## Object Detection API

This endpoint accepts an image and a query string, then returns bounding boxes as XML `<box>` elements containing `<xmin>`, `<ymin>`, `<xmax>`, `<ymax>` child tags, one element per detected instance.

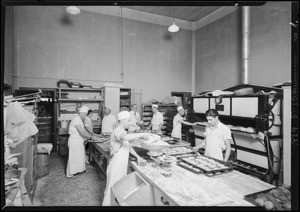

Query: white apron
<box><xmin>102</xmin><ymin>140</ymin><xmax>130</xmax><ymax>206</ymax></box>
<box><xmin>171</xmin><ymin>125</ymin><xmax>181</xmax><ymax>139</ymax></box>
<box><xmin>204</xmin><ymin>133</ymin><xmax>224</xmax><ymax>161</ymax></box>
<box><xmin>171</xmin><ymin>114</ymin><xmax>182</xmax><ymax>139</ymax></box>
<box><xmin>66</xmin><ymin>137</ymin><xmax>86</xmax><ymax>175</ymax></box>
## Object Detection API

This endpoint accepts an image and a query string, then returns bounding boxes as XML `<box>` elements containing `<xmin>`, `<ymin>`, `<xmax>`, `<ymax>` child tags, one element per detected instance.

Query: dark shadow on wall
<box><xmin>60</xmin><ymin>14</ymin><xmax>73</xmax><ymax>26</ymax></box>
<box><xmin>163</xmin><ymin>32</ymin><xmax>173</xmax><ymax>41</ymax></box>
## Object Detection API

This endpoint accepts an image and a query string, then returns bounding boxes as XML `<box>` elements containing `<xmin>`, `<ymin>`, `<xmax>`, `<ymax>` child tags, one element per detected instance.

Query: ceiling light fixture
<box><xmin>66</xmin><ymin>6</ymin><xmax>81</xmax><ymax>15</ymax></box>
<box><xmin>168</xmin><ymin>18</ymin><xmax>179</xmax><ymax>33</ymax></box>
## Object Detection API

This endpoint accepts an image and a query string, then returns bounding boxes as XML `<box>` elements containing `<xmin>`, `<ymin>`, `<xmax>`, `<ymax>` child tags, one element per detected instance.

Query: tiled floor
<box><xmin>32</xmin><ymin>151</ymin><xmax>106</xmax><ymax>206</ymax></box>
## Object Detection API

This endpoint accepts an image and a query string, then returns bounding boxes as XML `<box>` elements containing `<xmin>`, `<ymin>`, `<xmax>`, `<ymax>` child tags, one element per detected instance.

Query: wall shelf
<box><xmin>58</xmin><ymin>99</ymin><xmax>104</xmax><ymax>102</ymax></box>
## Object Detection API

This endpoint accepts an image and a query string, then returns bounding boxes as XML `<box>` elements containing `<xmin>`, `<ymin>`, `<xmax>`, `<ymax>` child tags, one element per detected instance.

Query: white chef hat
<box><xmin>118</xmin><ymin>111</ymin><xmax>131</xmax><ymax>121</ymax></box>
<box><xmin>152</xmin><ymin>104</ymin><xmax>158</xmax><ymax>108</ymax></box>
<box><xmin>177</xmin><ymin>106</ymin><xmax>184</xmax><ymax>112</ymax></box>
<box><xmin>104</xmin><ymin>106</ymin><xmax>111</xmax><ymax>110</ymax></box>
<box><xmin>79</xmin><ymin>106</ymin><xmax>89</xmax><ymax>113</ymax></box>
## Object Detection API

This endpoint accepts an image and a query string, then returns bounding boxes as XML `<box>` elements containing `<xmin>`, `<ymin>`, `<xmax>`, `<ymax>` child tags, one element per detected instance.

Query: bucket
<box><xmin>58</xmin><ymin>135</ymin><xmax>69</xmax><ymax>156</ymax></box>
<box><xmin>37</xmin><ymin>153</ymin><xmax>50</xmax><ymax>177</ymax></box>
<box><xmin>60</xmin><ymin>120</ymin><xmax>68</xmax><ymax>129</ymax></box>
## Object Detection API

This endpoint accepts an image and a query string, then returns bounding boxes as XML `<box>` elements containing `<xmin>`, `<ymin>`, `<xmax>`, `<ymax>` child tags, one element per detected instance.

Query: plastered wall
<box><xmin>13</xmin><ymin>6</ymin><xmax>192</xmax><ymax>103</ymax></box>
<box><xmin>195</xmin><ymin>2</ymin><xmax>291</xmax><ymax>93</ymax></box>
<box><xmin>4</xmin><ymin>3</ymin><xmax>292</xmax><ymax>102</ymax></box>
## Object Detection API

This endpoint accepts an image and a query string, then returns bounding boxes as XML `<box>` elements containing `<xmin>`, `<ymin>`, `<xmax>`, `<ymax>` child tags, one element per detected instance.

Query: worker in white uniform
<box><xmin>101</xmin><ymin>106</ymin><xmax>117</xmax><ymax>135</ymax></box>
<box><xmin>102</xmin><ymin>111</ymin><xmax>151</xmax><ymax>206</ymax></box>
<box><xmin>193</xmin><ymin>109</ymin><xmax>232</xmax><ymax>162</ymax></box>
<box><xmin>128</xmin><ymin>104</ymin><xmax>143</xmax><ymax>133</ymax></box>
<box><xmin>84</xmin><ymin>109</ymin><xmax>103</xmax><ymax>164</ymax></box>
<box><xmin>171</xmin><ymin>106</ymin><xmax>199</xmax><ymax>140</ymax></box>
<box><xmin>146</xmin><ymin>104</ymin><xmax>164</xmax><ymax>135</ymax></box>
<box><xmin>66</xmin><ymin>106</ymin><xmax>98</xmax><ymax>179</ymax></box>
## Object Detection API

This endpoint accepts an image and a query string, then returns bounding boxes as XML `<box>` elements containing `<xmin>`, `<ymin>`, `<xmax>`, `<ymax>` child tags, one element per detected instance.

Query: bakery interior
<box><xmin>2</xmin><ymin>1</ymin><xmax>299</xmax><ymax>210</ymax></box>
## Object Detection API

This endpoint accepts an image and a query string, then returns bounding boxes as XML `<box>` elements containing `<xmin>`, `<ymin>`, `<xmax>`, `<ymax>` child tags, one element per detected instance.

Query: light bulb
<box><xmin>168</xmin><ymin>22</ymin><xmax>179</xmax><ymax>33</ymax></box>
<box><xmin>66</xmin><ymin>6</ymin><xmax>81</xmax><ymax>15</ymax></box>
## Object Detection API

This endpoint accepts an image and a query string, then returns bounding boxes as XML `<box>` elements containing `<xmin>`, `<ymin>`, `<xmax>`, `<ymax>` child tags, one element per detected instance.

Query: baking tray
<box><xmin>164</xmin><ymin>147</ymin><xmax>194</xmax><ymax>156</ymax></box>
<box><xmin>177</xmin><ymin>161</ymin><xmax>203</xmax><ymax>174</ymax></box>
<box><xmin>178</xmin><ymin>156</ymin><xmax>233</xmax><ymax>177</ymax></box>
<box><xmin>244</xmin><ymin>188</ymin><xmax>273</xmax><ymax>207</ymax></box>
<box><xmin>243</xmin><ymin>187</ymin><xmax>291</xmax><ymax>210</ymax></box>
<box><xmin>87</xmin><ymin>137</ymin><xmax>109</xmax><ymax>143</ymax></box>
<box><xmin>175</xmin><ymin>152</ymin><xmax>197</xmax><ymax>159</ymax></box>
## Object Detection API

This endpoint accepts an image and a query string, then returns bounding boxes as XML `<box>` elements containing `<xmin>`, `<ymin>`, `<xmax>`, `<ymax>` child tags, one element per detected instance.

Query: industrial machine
<box><xmin>190</xmin><ymin>84</ymin><xmax>283</xmax><ymax>184</ymax></box>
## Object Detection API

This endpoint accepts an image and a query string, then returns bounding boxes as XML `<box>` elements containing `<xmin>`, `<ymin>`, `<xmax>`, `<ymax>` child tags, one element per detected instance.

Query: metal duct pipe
<box><xmin>242</xmin><ymin>6</ymin><xmax>250</xmax><ymax>84</ymax></box>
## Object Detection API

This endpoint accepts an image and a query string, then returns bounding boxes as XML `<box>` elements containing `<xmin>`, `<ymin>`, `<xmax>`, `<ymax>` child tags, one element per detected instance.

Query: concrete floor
<box><xmin>33</xmin><ymin>151</ymin><xmax>106</xmax><ymax>206</ymax></box>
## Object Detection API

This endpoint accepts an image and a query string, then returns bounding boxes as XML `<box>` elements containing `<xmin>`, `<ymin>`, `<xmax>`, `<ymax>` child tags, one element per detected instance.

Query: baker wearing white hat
<box><xmin>101</xmin><ymin>106</ymin><xmax>117</xmax><ymax>135</ymax></box>
<box><xmin>102</xmin><ymin>111</ymin><xmax>152</xmax><ymax>206</ymax></box>
<box><xmin>128</xmin><ymin>104</ymin><xmax>143</xmax><ymax>133</ymax></box>
<box><xmin>171</xmin><ymin>106</ymin><xmax>199</xmax><ymax>140</ymax></box>
<box><xmin>146</xmin><ymin>104</ymin><xmax>164</xmax><ymax>135</ymax></box>
<box><xmin>66</xmin><ymin>106</ymin><xmax>98</xmax><ymax>179</ymax></box>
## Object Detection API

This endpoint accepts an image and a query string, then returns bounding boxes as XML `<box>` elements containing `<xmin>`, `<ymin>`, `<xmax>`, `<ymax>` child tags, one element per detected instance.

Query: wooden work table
<box><xmin>129</xmin><ymin>159</ymin><xmax>275</xmax><ymax>206</ymax></box>
<box><xmin>90</xmin><ymin>138</ymin><xmax>274</xmax><ymax>206</ymax></box>
<box><xmin>89</xmin><ymin>139</ymin><xmax>191</xmax><ymax>177</ymax></box>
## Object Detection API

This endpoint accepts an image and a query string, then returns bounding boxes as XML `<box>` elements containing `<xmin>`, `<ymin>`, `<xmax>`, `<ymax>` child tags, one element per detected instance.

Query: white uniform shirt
<box><xmin>204</xmin><ymin>121</ymin><xmax>232</xmax><ymax>161</ymax></box>
<box><xmin>109</xmin><ymin>126</ymin><xmax>127</xmax><ymax>156</ymax></box>
<box><xmin>151</xmin><ymin>111</ymin><xmax>164</xmax><ymax>131</ymax></box>
<box><xmin>171</xmin><ymin>114</ymin><xmax>184</xmax><ymax>139</ymax></box>
<box><xmin>84</xmin><ymin>116</ymin><xmax>93</xmax><ymax>129</ymax></box>
<box><xmin>68</xmin><ymin>115</ymin><xmax>84</xmax><ymax>140</ymax></box>
<box><xmin>101</xmin><ymin>114</ymin><xmax>117</xmax><ymax>134</ymax></box>
<box><xmin>128</xmin><ymin>110</ymin><xmax>141</xmax><ymax>132</ymax></box>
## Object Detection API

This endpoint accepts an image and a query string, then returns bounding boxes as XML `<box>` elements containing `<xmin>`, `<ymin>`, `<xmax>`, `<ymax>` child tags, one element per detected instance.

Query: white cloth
<box><xmin>66</xmin><ymin>116</ymin><xmax>86</xmax><ymax>175</ymax></box>
<box><xmin>204</xmin><ymin>121</ymin><xmax>232</xmax><ymax>161</ymax></box>
<box><xmin>4</xmin><ymin>102</ymin><xmax>38</xmax><ymax>143</ymax></box>
<box><xmin>171</xmin><ymin>114</ymin><xmax>184</xmax><ymax>139</ymax></box>
<box><xmin>118</xmin><ymin>111</ymin><xmax>130</xmax><ymax>120</ymax></box>
<box><xmin>151</xmin><ymin>111</ymin><xmax>163</xmax><ymax>133</ymax></box>
<box><xmin>102</xmin><ymin>114</ymin><xmax>117</xmax><ymax>134</ymax></box>
<box><xmin>102</xmin><ymin>126</ymin><xmax>130</xmax><ymax>206</ymax></box>
<box><xmin>128</xmin><ymin>111</ymin><xmax>141</xmax><ymax>132</ymax></box>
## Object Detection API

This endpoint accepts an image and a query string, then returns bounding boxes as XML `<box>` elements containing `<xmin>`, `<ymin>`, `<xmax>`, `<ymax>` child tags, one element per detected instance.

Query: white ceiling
<box><xmin>123</xmin><ymin>6</ymin><xmax>222</xmax><ymax>22</ymax></box>
<box><xmin>77</xmin><ymin>6</ymin><xmax>239</xmax><ymax>31</ymax></box>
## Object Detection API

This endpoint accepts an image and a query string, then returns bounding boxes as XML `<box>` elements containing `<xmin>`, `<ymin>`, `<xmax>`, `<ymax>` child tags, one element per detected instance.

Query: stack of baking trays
<box><xmin>177</xmin><ymin>154</ymin><xmax>233</xmax><ymax>177</ymax></box>
<box><xmin>162</xmin><ymin>147</ymin><xmax>197</xmax><ymax>159</ymax></box>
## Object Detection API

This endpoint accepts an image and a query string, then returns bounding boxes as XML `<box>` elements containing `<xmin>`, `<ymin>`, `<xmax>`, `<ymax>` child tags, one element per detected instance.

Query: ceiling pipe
<box><xmin>241</xmin><ymin>6</ymin><xmax>250</xmax><ymax>84</ymax></box>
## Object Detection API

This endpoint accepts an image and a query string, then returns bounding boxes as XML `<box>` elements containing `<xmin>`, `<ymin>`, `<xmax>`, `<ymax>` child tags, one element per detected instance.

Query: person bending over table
<box><xmin>66</xmin><ymin>106</ymin><xmax>99</xmax><ymax>179</ymax></box>
<box><xmin>193</xmin><ymin>109</ymin><xmax>231</xmax><ymax>162</ymax></box>
<box><xmin>102</xmin><ymin>111</ymin><xmax>152</xmax><ymax>206</ymax></box>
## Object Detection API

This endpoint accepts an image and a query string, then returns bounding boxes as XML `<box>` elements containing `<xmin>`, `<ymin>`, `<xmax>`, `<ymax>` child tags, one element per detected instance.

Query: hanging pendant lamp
<box><xmin>66</xmin><ymin>6</ymin><xmax>81</xmax><ymax>15</ymax></box>
<box><xmin>168</xmin><ymin>19</ymin><xmax>179</xmax><ymax>33</ymax></box>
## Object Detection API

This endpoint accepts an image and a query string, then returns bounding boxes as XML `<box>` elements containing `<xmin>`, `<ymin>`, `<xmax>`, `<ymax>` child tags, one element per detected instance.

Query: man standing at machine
<box><xmin>193</xmin><ymin>109</ymin><xmax>232</xmax><ymax>162</ymax></box>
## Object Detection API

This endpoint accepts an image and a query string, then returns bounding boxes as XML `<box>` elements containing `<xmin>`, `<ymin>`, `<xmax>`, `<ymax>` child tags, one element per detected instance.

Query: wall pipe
<box><xmin>242</xmin><ymin>6</ymin><xmax>250</xmax><ymax>84</ymax></box>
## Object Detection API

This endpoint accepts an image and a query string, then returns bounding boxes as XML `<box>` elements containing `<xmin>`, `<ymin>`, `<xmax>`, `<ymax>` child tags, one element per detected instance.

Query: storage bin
<box><xmin>112</xmin><ymin>171</ymin><xmax>155</xmax><ymax>206</ymax></box>
<box><xmin>37</xmin><ymin>153</ymin><xmax>49</xmax><ymax>177</ymax></box>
